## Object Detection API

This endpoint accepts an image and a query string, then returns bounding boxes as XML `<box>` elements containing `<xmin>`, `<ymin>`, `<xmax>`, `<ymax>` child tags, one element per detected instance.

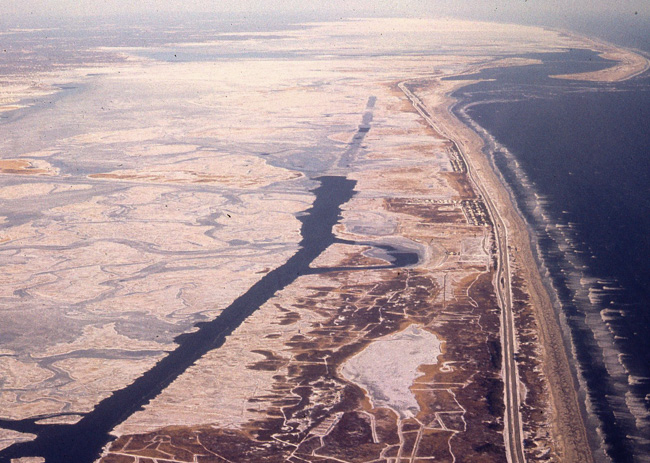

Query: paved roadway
<box><xmin>398</xmin><ymin>81</ymin><xmax>526</xmax><ymax>463</ymax></box>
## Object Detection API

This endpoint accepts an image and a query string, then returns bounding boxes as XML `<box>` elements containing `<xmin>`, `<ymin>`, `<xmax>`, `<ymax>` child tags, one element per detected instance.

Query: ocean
<box><xmin>450</xmin><ymin>47</ymin><xmax>650</xmax><ymax>462</ymax></box>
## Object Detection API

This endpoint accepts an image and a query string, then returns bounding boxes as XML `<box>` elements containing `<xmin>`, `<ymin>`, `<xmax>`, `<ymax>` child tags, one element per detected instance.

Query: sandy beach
<box><xmin>423</xmin><ymin>76</ymin><xmax>594</xmax><ymax>462</ymax></box>
<box><xmin>419</xmin><ymin>36</ymin><xmax>646</xmax><ymax>460</ymax></box>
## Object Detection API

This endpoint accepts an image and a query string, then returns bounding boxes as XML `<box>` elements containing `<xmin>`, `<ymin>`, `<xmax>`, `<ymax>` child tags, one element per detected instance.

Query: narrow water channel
<box><xmin>0</xmin><ymin>176</ymin><xmax>355</xmax><ymax>463</ymax></box>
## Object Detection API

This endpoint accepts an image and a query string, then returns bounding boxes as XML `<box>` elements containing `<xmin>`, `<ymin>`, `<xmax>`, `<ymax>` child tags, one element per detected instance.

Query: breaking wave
<box><xmin>453</xmin><ymin>94</ymin><xmax>650</xmax><ymax>462</ymax></box>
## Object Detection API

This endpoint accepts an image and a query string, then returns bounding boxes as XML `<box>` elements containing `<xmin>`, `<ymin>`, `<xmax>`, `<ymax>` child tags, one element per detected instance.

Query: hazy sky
<box><xmin>6</xmin><ymin>0</ymin><xmax>648</xmax><ymax>21</ymax></box>
<box><xmin>5</xmin><ymin>0</ymin><xmax>650</xmax><ymax>50</ymax></box>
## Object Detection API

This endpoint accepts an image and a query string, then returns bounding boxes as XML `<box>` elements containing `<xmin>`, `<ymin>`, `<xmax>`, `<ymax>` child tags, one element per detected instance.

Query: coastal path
<box><xmin>398</xmin><ymin>81</ymin><xmax>526</xmax><ymax>463</ymax></box>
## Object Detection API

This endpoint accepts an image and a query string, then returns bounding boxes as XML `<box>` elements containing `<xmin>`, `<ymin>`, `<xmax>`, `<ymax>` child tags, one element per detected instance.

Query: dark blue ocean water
<box><xmin>450</xmin><ymin>50</ymin><xmax>650</xmax><ymax>462</ymax></box>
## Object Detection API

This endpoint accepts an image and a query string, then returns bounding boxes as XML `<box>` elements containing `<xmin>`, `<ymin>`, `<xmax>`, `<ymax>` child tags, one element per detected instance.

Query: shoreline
<box><xmin>445</xmin><ymin>44</ymin><xmax>650</xmax><ymax>460</ymax></box>
<box><xmin>418</xmin><ymin>73</ymin><xmax>595</xmax><ymax>461</ymax></box>
<box><xmin>420</xmin><ymin>37</ymin><xmax>646</xmax><ymax>461</ymax></box>
<box><xmin>454</xmin><ymin>100</ymin><xmax>608</xmax><ymax>459</ymax></box>
<box><xmin>549</xmin><ymin>29</ymin><xmax>650</xmax><ymax>81</ymax></box>
<box><xmin>451</xmin><ymin>98</ymin><xmax>615</xmax><ymax>462</ymax></box>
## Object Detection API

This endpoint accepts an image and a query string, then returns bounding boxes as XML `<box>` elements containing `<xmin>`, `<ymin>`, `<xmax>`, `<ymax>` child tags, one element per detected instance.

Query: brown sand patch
<box><xmin>0</xmin><ymin>160</ymin><xmax>56</xmax><ymax>176</ymax></box>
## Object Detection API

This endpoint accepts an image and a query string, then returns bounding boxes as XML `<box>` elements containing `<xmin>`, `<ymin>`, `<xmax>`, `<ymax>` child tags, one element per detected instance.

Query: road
<box><xmin>398</xmin><ymin>81</ymin><xmax>526</xmax><ymax>463</ymax></box>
